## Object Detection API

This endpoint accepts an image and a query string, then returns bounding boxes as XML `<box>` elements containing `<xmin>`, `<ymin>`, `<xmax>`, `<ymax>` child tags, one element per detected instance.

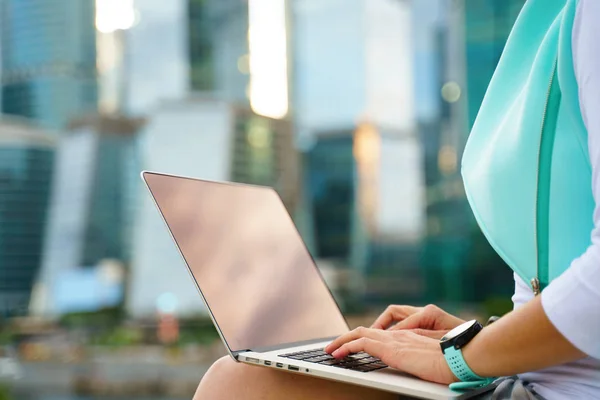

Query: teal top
<box><xmin>462</xmin><ymin>0</ymin><xmax>593</xmax><ymax>293</ymax></box>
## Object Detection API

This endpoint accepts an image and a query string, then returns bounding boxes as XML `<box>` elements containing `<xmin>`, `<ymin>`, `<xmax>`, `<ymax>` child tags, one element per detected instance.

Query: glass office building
<box><xmin>188</xmin><ymin>0</ymin><xmax>249</xmax><ymax>103</ymax></box>
<box><xmin>0</xmin><ymin>118</ymin><xmax>55</xmax><ymax>317</ymax></box>
<box><xmin>35</xmin><ymin>115</ymin><xmax>141</xmax><ymax>316</ymax></box>
<box><xmin>303</xmin><ymin>134</ymin><xmax>356</xmax><ymax>260</ymax></box>
<box><xmin>0</xmin><ymin>0</ymin><xmax>98</xmax><ymax>129</ymax></box>
<box><xmin>230</xmin><ymin>109</ymin><xmax>299</xmax><ymax>211</ymax></box>
<box><xmin>188</xmin><ymin>0</ymin><xmax>215</xmax><ymax>92</ymax></box>
<box><xmin>464</xmin><ymin>0</ymin><xmax>525</xmax><ymax>129</ymax></box>
<box><xmin>42</xmin><ymin>116</ymin><xmax>141</xmax><ymax>268</ymax></box>
<box><xmin>418</xmin><ymin>0</ymin><xmax>526</xmax><ymax>305</ymax></box>
<box><xmin>78</xmin><ymin>119</ymin><xmax>141</xmax><ymax>266</ymax></box>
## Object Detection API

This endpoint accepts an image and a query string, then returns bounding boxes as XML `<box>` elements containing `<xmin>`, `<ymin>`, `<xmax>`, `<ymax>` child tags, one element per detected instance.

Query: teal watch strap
<box><xmin>444</xmin><ymin>346</ymin><xmax>495</xmax><ymax>391</ymax></box>
<box><xmin>449</xmin><ymin>380</ymin><xmax>493</xmax><ymax>391</ymax></box>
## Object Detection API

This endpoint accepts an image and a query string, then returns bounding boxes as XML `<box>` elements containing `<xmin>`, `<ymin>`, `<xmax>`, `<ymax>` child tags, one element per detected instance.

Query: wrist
<box><xmin>460</xmin><ymin>330</ymin><xmax>492</xmax><ymax>378</ymax></box>
<box><xmin>438</xmin><ymin>353</ymin><xmax>460</xmax><ymax>384</ymax></box>
<box><xmin>440</xmin><ymin>320</ymin><xmax>496</xmax><ymax>384</ymax></box>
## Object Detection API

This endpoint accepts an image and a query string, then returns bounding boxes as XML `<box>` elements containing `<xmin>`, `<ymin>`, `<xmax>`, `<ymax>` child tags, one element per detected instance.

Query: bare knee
<box><xmin>202</xmin><ymin>356</ymin><xmax>238</xmax><ymax>382</ymax></box>
<box><xmin>197</xmin><ymin>356</ymin><xmax>269</xmax><ymax>399</ymax></box>
<box><xmin>196</xmin><ymin>356</ymin><xmax>244</xmax><ymax>398</ymax></box>
<box><xmin>195</xmin><ymin>356</ymin><xmax>396</xmax><ymax>400</ymax></box>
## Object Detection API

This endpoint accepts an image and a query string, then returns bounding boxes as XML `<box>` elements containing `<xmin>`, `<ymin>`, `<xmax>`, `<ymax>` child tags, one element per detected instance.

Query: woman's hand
<box><xmin>324</xmin><ymin>327</ymin><xmax>458</xmax><ymax>385</ymax></box>
<box><xmin>371</xmin><ymin>304</ymin><xmax>465</xmax><ymax>339</ymax></box>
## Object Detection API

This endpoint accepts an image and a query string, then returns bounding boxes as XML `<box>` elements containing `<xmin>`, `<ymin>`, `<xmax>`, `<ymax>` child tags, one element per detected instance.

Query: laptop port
<box><xmin>264</xmin><ymin>361</ymin><xmax>272</xmax><ymax>366</ymax></box>
<box><xmin>276</xmin><ymin>363</ymin><xmax>284</xmax><ymax>368</ymax></box>
<box><xmin>246</xmin><ymin>357</ymin><xmax>260</xmax><ymax>364</ymax></box>
<box><xmin>288</xmin><ymin>365</ymin><xmax>299</xmax><ymax>371</ymax></box>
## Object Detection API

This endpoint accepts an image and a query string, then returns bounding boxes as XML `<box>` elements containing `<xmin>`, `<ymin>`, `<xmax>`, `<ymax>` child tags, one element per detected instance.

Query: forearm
<box><xmin>461</xmin><ymin>295</ymin><xmax>585</xmax><ymax>378</ymax></box>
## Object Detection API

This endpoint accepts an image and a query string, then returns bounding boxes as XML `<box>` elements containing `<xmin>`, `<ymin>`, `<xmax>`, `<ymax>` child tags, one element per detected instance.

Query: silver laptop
<box><xmin>141</xmin><ymin>171</ymin><xmax>460</xmax><ymax>400</ymax></box>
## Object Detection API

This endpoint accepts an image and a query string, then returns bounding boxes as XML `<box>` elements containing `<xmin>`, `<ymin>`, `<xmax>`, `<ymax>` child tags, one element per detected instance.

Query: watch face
<box><xmin>441</xmin><ymin>319</ymin><xmax>479</xmax><ymax>343</ymax></box>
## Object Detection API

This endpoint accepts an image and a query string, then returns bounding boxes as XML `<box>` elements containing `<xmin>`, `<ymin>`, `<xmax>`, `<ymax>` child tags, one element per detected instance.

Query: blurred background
<box><xmin>0</xmin><ymin>0</ymin><xmax>525</xmax><ymax>398</ymax></box>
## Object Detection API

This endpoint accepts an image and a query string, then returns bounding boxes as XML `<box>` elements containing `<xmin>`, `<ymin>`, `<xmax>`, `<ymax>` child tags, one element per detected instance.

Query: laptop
<box><xmin>142</xmin><ymin>171</ymin><xmax>462</xmax><ymax>399</ymax></box>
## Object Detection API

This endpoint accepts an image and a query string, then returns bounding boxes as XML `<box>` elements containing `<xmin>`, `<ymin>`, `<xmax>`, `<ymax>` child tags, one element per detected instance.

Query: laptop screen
<box><xmin>143</xmin><ymin>172</ymin><xmax>349</xmax><ymax>352</ymax></box>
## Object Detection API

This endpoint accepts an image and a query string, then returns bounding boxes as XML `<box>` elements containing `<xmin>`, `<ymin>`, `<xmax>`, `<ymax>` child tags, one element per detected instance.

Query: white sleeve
<box><xmin>541</xmin><ymin>0</ymin><xmax>600</xmax><ymax>359</ymax></box>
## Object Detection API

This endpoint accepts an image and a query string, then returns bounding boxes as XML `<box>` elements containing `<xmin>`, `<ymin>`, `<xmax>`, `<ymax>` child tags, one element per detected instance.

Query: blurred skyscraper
<box><xmin>126</xmin><ymin>0</ymin><xmax>188</xmax><ymax>114</ymax></box>
<box><xmin>188</xmin><ymin>0</ymin><xmax>289</xmax><ymax>118</ymax></box>
<box><xmin>128</xmin><ymin>99</ymin><xmax>296</xmax><ymax>317</ymax></box>
<box><xmin>188</xmin><ymin>0</ymin><xmax>214</xmax><ymax>92</ymax></box>
<box><xmin>126</xmin><ymin>0</ymin><xmax>296</xmax><ymax>317</ymax></box>
<box><xmin>34</xmin><ymin>115</ymin><xmax>142</xmax><ymax>315</ymax></box>
<box><xmin>416</xmin><ymin>0</ymin><xmax>525</xmax><ymax>304</ymax></box>
<box><xmin>292</xmin><ymin>0</ymin><xmax>424</xmax><ymax>307</ymax></box>
<box><xmin>95</xmin><ymin>0</ymin><xmax>137</xmax><ymax>115</ymax></box>
<box><xmin>0</xmin><ymin>0</ymin><xmax>98</xmax><ymax>129</ymax></box>
<box><xmin>303</xmin><ymin>134</ymin><xmax>355</xmax><ymax>260</ymax></box>
<box><xmin>230</xmin><ymin>108</ymin><xmax>299</xmax><ymax>207</ymax></box>
<box><xmin>190</xmin><ymin>0</ymin><xmax>249</xmax><ymax>104</ymax></box>
<box><xmin>0</xmin><ymin>117</ymin><xmax>55</xmax><ymax>317</ymax></box>
<box><xmin>464</xmin><ymin>0</ymin><xmax>526</xmax><ymax>129</ymax></box>
<box><xmin>129</xmin><ymin>99</ymin><xmax>233</xmax><ymax>317</ymax></box>
<box><xmin>128</xmin><ymin>0</ymin><xmax>251</xmax><ymax>113</ymax></box>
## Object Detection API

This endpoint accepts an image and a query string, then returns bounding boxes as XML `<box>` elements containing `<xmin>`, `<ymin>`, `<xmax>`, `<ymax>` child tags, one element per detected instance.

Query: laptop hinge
<box><xmin>231</xmin><ymin>350</ymin><xmax>251</xmax><ymax>361</ymax></box>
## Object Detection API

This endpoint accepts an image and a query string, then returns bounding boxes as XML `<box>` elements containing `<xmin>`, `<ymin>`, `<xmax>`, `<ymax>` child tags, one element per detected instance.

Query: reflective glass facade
<box><xmin>0</xmin><ymin>0</ymin><xmax>98</xmax><ymax>129</ymax></box>
<box><xmin>0</xmin><ymin>129</ymin><xmax>54</xmax><ymax>317</ymax></box>
<box><xmin>464</xmin><ymin>0</ymin><xmax>525</xmax><ymax>128</ymax></box>
<box><xmin>304</xmin><ymin>135</ymin><xmax>355</xmax><ymax>260</ymax></box>
<box><xmin>419</xmin><ymin>0</ymin><xmax>526</xmax><ymax>304</ymax></box>
<box><xmin>230</xmin><ymin>111</ymin><xmax>298</xmax><ymax>211</ymax></box>
<box><xmin>81</xmin><ymin>131</ymin><xmax>138</xmax><ymax>266</ymax></box>
<box><xmin>189</xmin><ymin>0</ymin><xmax>215</xmax><ymax>91</ymax></box>
<box><xmin>188</xmin><ymin>0</ymin><xmax>249</xmax><ymax>102</ymax></box>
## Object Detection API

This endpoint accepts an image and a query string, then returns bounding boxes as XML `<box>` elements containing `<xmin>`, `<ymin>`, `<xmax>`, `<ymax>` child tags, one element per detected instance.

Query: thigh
<box><xmin>196</xmin><ymin>356</ymin><xmax>401</xmax><ymax>400</ymax></box>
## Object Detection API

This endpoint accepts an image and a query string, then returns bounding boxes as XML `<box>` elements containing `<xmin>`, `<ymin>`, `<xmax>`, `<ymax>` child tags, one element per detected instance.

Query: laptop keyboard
<box><xmin>279</xmin><ymin>349</ymin><xmax>387</xmax><ymax>373</ymax></box>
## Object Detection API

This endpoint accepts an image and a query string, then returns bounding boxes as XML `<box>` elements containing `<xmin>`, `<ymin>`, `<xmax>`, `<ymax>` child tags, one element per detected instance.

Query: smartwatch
<box><xmin>440</xmin><ymin>320</ymin><xmax>495</xmax><ymax>391</ymax></box>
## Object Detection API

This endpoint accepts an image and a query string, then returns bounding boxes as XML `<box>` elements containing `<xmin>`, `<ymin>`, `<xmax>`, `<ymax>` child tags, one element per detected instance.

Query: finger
<box><xmin>331</xmin><ymin>337</ymin><xmax>389</xmax><ymax>359</ymax></box>
<box><xmin>370</xmin><ymin>305</ymin><xmax>420</xmax><ymax>330</ymax></box>
<box><xmin>389</xmin><ymin>308</ymin><xmax>438</xmax><ymax>331</ymax></box>
<box><xmin>371</xmin><ymin>305</ymin><xmax>417</xmax><ymax>329</ymax></box>
<box><xmin>407</xmin><ymin>329</ymin><xmax>449</xmax><ymax>339</ymax></box>
<box><xmin>325</xmin><ymin>327</ymin><xmax>391</xmax><ymax>354</ymax></box>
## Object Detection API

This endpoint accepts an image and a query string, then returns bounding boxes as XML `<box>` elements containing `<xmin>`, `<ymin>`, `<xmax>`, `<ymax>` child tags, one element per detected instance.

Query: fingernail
<box><xmin>332</xmin><ymin>350</ymin><xmax>341</xmax><ymax>358</ymax></box>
